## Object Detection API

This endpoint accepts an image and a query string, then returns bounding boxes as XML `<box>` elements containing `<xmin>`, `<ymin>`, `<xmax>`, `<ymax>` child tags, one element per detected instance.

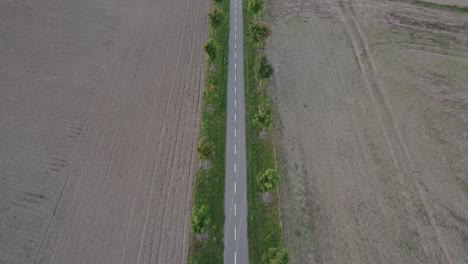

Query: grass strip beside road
<box><xmin>243</xmin><ymin>2</ymin><xmax>284</xmax><ymax>264</ymax></box>
<box><xmin>188</xmin><ymin>0</ymin><xmax>229</xmax><ymax>263</ymax></box>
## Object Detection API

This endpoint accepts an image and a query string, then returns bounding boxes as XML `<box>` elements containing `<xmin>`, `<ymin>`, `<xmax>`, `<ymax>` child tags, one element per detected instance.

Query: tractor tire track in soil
<box><xmin>266</xmin><ymin>0</ymin><xmax>468</xmax><ymax>262</ymax></box>
<box><xmin>337</xmin><ymin>1</ymin><xmax>453</xmax><ymax>262</ymax></box>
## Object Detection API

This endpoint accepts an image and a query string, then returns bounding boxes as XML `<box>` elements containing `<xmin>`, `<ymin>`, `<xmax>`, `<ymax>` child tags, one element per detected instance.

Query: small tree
<box><xmin>204</xmin><ymin>38</ymin><xmax>217</xmax><ymax>69</ymax></box>
<box><xmin>248</xmin><ymin>0</ymin><xmax>264</xmax><ymax>20</ymax></box>
<box><xmin>191</xmin><ymin>205</ymin><xmax>211</xmax><ymax>234</ymax></box>
<box><xmin>255</xmin><ymin>55</ymin><xmax>274</xmax><ymax>86</ymax></box>
<box><xmin>208</xmin><ymin>5</ymin><xmax>223</xmax><ymax>36</ymax></box>
<box><xmin>254</xmin><ymin>101</ymin><xmax>272</xmax><ymax>133</ymax></box>
<box><xmin>197</xmin><ymin>136</ymin><xmax>214</xmax><ymax>160</ymax></box>
<box><xmin>257</xmin><ymin>168</ymin><xmax>279</xmax><ymax>192</ymax></box>
<box><xmin>251</xmin><ymin>21</ymin><xmax>271</xmax><ymax>43</ymax></box>
<box><xmin>262</xmin><ymin>247</ymin><xmax>290</xmax><ymax>264</ymax></box>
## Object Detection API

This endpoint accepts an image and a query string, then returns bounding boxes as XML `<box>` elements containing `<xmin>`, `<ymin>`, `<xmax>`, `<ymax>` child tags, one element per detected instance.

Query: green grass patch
<box><xmin>243</xmin><ymin>2</ymin><xmax>285</xmax><ymax>264</ymax></box>
<box><xmin>188</xmin><ymin>0</ymin><xmax>230</xmax><ymax>263</ymax></box>
<box><xmin>414</xmin><ymin>0</ymin><xmax>468</xmax><ymax>13</ymax></box>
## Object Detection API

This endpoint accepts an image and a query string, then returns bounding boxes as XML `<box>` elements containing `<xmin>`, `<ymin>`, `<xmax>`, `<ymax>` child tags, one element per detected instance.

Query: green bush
<box><xmin>248</xmin><ymin>0</ymin><xmax>264</xmax><ymax>15</ymax></box>
<box><xmin>253</xmin><ymin>101</ymin><xmax>272</xmax><ymax>132</ymax></box>
<box><xmin>204</xmin><ymin>38</ymin><xmax>217</xmax><ymax>63</ymax></box>
<box><xmin>262</xmin><ymin>247</ymin><xmax>290</xmax><ymax>264</ymax></box>
<box><xmin>256</xmin><ymin>168</ymin><xmax>279</xmax><ymax>192</ymax></box>
<box><xmin>251</xmin><ymin>21</ymin><xmax>271</xmax><ymax>43</ymax></box>
<box><xmin>209</xmin><ymin>5</ymin><xmax>223</xmax><ymax>32</ymax></box>
<box><xmin>191</xmin><ymin>205</ymin><xmax>211</xmax><ymax>234</ymax></box>
<box><xmin>255</xmin><ymin>55</ymin><xmax>274</xmax><ymax>81</ymax></box>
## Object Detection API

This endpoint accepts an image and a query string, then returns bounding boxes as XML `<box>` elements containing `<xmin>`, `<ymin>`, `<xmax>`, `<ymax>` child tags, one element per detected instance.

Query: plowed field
<box><xmin>266</xmin><ymin>0</ymin><xmax>468</xmax><ymax>263</ymax></box>
<box><xmin>0</xmin><ymin>0</ymin><xmax>209</xmax><ymax>263</ymax></box>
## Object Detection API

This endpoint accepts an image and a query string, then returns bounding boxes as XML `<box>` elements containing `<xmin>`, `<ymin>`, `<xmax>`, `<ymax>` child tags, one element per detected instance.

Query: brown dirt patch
<box><xmin>266</xmin><ymin>0</ymin><xmax>468</xmax><ymax>263</ymax></box>
<box><xmin>0</xmin><ymin>0</ymin><xmax>209</xmax><ymax>263</ymax></box>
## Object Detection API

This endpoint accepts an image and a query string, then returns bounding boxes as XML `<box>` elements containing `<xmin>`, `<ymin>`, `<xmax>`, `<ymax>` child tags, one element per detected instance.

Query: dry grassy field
<box><xmin>0</xmin><ymin>0</ymin><xmax>209</xmax><ymax>263</ymax></box>
<box><xmin>266</xmin><ymin>0</ymin><xmax>468</xmax><ymax>263</ymax></box>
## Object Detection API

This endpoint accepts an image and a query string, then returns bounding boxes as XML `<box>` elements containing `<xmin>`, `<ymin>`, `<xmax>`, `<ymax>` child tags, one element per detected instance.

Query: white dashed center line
<box><xmin>226</xmin><ymin>0</ymin><xmax>247</xmax><ymax>262</ymax></box>
<box><xmin>234</xmin><ymin>226</ymin><xmax>237</xmax><ymax>240</ymax></box>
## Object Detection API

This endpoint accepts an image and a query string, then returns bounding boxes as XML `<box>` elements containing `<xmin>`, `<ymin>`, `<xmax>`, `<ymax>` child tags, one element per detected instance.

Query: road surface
<box><xmin>223</xmin><ymin>0</ymin><xmax>248</xmax><ymax>263</ymax></box>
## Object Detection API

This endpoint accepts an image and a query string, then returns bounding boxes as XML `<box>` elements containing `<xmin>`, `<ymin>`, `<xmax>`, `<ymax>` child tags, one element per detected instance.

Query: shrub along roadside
<box><xmin>244</xmin><ymin>0</ymin><xmax>290</xmax><ymax>263</ymax></box>
<box><xmin>188</xmin><ymin>0</ymin><xmax>229</xmax><ymax>263</ymax></box>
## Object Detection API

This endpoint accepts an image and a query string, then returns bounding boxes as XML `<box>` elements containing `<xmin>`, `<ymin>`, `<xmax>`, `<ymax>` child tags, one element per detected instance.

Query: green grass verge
<box><xmin>414</xmin><ymin>0</ymin><xmax>468</xmax><ymax>12</ymax></box>
<box><xmin>188</xmin><ymin>1</ymin><xmax>230</xmax><ymax>263</ymax></box>
<box><xmin>243</xmin><ymin>3</ymin><xmax>284</xmax><ymax>264</ymax></box>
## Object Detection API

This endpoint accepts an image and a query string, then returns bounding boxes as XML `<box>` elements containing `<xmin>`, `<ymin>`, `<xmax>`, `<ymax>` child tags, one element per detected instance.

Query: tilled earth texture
<box><xmin>266</xmin><ymin>0</ymin><xmax>468</xmax><ymax>263</ymax></box>
<box><xmin>0</xmin><ymin>0</ymin><xmax>209</xmax><ymax>263</ymax></box>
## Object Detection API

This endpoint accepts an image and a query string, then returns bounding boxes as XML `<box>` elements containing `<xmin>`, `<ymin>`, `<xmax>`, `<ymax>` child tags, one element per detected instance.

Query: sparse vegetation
<box><xmin>254</xmin><ymin>101</ymin><xmax>272</xmax><ymax>134</ymax></box>
<box><xmin>197</xmin><ymin>136</ymin><xmax>214</xmax><ymax>160</ymax></box>
<box><xmin>203</xmin><ymin>83</ymin><xmax>216</xmax><ymax>104</ymax></box>
<box><xmin>414</xmin><ymin>0</ymin><xmax>468</xmax><ymax>12</ymax></box>
<box><xmin>188</xmin><ymin>0</ymin><xmax>229</xmax><ymax>262</ymax></box>
<box><xmin>243</xmin><ymin>0</ymin><xmax>287</xmax><ymax>263</ymax></box>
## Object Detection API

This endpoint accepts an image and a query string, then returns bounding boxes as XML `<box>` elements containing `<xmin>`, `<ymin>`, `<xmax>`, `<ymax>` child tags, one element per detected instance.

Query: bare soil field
<box><xmin>266</xmin><ymin>0</ymin><xmax>468</xmax><ymax>263</ymax></box>
<box><xmin>0</xmin><ymin>0</ymin><xmax>209</xmax><ymax>263</ymax></box>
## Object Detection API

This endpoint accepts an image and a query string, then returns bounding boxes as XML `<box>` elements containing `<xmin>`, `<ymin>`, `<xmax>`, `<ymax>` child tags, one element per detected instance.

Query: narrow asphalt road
<box><xmin>223</xmin><ymin>0</ymin><xmax>248</xmax><ymax>263</ymax></box>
